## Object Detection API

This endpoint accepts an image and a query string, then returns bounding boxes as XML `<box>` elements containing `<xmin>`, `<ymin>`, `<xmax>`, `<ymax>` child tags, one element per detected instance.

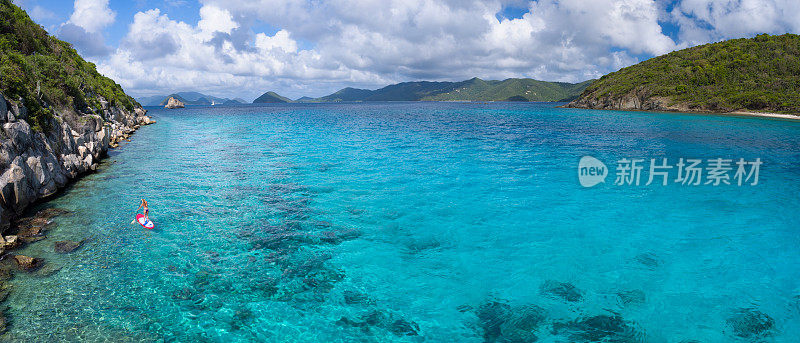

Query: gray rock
<box><xmin>13</xmin><ymin>100</ymin><xmax>26</xmax><ymax>121</ymax></box>
<box><xmin>0</xmin><ymin>160</ymin><xmax>33</xmax><ymax>212</ymax></box>
<box><xmin>89</xmin><ymin>115</ymin><xmax>103</xmax><ymax>132</ymax></box>
<box><xmin>7</xmin><ymin>101</ymin><xmax>20</xmax><ymax>121</ymax></box>
<box><xmin>25</xmin><ymin>155</ymin><xmax>46</xmax><ymax>185</ymax></box>
<box><xmin>165</xmin><ymin>97</ymin><xmax>185</xmax><ymax>109</ymax></box>
<box><xmin>99</xmin><ymin>126</ymin><xmax>110</xmax><ymax>148</ymax></box>
<box><xmin>3</xmin><ymin>121</ymin><xmax>33</xmax><ymax>153</ymax></box>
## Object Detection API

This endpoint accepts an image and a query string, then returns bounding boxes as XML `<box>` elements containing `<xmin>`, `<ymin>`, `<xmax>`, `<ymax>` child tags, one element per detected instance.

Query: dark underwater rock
<box><xmin>336</xmin><ymin>316</ymin><xmax>366</xmax><ymax>328</ymax></box>
<box><xmin>475</xmin><ymin>300</ymin><xmax>546</xmax><ymax>343</ymax></box>
<box><xmin>54</xmin><ymin>240</ymin><xmax>83</xmax><ymax>253</ymax></box>
<box><xmin>457</xmin><ymin>304</ymin><xmax>473</xmax><ymax>312</ymax></box>
<box><xmin>318</xmin><ymin>228</ymin><xmax>361</xmax><ymax>244</ymax></box>
<box><xmin>541</xmin><ymin>280</ymin><xmax>583</xmax><ymax>302</ymax></box>
<box><xmin>13</xmin><ymin>208</ymin><xmax>69</xmax><ymax>239</ymax></box>
<box><xmin>553</xmin><ymin>314</ymin><xmax>637</xmax><ymax>342</ymax></box>
<box><xmin>251</xmin><ymin>232</ymin><xmax>311</xmax><ymax>251</ymax></box>
<box><xmin>0</xmin><ymin>283</ymin><xmax>11</xmax><ymax>302</ymax></box>
<box><xmin>36</xmin><ymin>263</ymin><xmax>62</xmax><ymax>276</ymax></box>
<box><xmin>390</xmin><ymin>319</ymin><xmax>420</xmax><ymax>336</ymax></box>
<box><xmin>171</xmin><ymin>287</ymin><xmax>195</xmax><ymax>301</ymax></box>
<box><xmin>253</xmin><ymin>276</ymin><xmax>279</xmax><ymax>297</ymax></box>
<box><xmin>635</xmin><ymin>252</ymin><xmax>660</xmax><ymax>268</ymax></box>
<box><xmin>35</xmin><ymin>208</ymin><xmax>70</xmax><ymax>219</ymax></box>
<box><xmin>12</xmin><ymin>208</ymin><xmax>72</xmax><ymax>244</ymax></box>
<box><xmin>231</xmin><ymin>307</ymin><xmax>254</xmax><ymax>331</ymax></box>
<box><xmin>343</xmin><ymin>290</ymin><xmax>371</xmax><ymax>305</ymax></box>
<box><xmin>499</xmin><ymin>304</ymin><xmax>546</xmax><ymax>342</ymax></box>
<box><xmin>0</xmin><ymin>267</ymin><xmax>12</xmax><ymax>282</ymax></box>
<box><xmin>336</xmin><ymin>310</ymin><xmax>420</xmax><ymax>337</ymax></box>
<box><xmin>403</xmin><ymin>236</ymin><xmax>441</xmax><ymax>254</ymax></box>
<box><xmin>726</xmin><ymin>308</ymin><xmax>774</xmax><ymax>338</ymax></box>
<box><xmin>617</xmin><ymin>290</ymin><xmax>646</xmax><ymax>306</ymax></box>
<box><xmin>477</xmin><ymin>301</ymin><xmax>512</xmax><ymax>342</ymax></box>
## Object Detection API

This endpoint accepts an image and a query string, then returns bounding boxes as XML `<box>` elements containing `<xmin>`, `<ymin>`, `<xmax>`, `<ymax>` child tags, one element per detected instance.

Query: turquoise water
<box><xmin>5</xmin><ymin>102</ymin><xmax>800</xmax><ymax>342</ymax></box>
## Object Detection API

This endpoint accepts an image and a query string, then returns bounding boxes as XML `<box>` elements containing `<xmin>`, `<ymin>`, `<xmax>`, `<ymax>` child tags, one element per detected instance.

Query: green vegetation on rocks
<box><xmin>568</xmin><ymin>34</ymin><xmax>800</xmax><ymax>114</ymax></box>
<box><xmin>0</xmin><ymin>0</ymin><xmax>138</xmax><ymax>131</ymax></box>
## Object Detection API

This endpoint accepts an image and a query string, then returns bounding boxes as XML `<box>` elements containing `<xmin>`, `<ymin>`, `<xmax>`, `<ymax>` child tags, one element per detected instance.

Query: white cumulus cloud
<box><xmin>50</xmin><ymin>0</ymin><xmax>800</xmax><ymax>100</ymax></box>
<box><xmin>67</xmin><ymin>0</ymin><xmax>115</xmax><ymax>33</ymax></box>
<box><xmin>670</xmin><ymin>0</ymin><xmax>800</xmax><ymax>45</ymax></box>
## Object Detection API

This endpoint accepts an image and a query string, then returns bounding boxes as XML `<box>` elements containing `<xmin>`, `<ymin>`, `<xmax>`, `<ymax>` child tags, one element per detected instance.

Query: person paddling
<box><xmin>136</xmin><ymin>198</ymin><xmax>150</xmax><ymax>223</ymax></box>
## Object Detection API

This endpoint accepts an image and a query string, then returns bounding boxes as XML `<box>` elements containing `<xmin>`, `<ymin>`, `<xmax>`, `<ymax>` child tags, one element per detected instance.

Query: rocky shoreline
<box><xmin>564</xmin><ymin>94</ymin><xmax>800</xmax><ymax>120</ymax></box>
<box><xmin>0</xmin><ymin>92</ymin><xmax>153</xmax><ymax>232</ymax></box>
<box><xmin>0</xmin><ymin>92</ymin><xmax>154</xmax><ymax>333</ymax></box>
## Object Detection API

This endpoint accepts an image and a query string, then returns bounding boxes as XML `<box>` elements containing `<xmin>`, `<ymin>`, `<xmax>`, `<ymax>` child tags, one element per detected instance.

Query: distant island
<box><xmin>253</xmin><ymin>78</ymin><xmax>594</xmax><ymax>104</ymax></box>
<box><xmin>567</xmin><ymin>34</ymin><xmax>800</xmax><ymax>115</ymax></box>
<box><xmin>253</xmin><ymin>91</ymin><xmax>293</xmax><ymax>103</ymax></box>
<box><xmin>137</xmin><ymin>92</ymin><xmax>247</xmax><ymax>107</ymax></box>
<box><xmin>164</xmin><ymin>96</ymin><xmax>185</xmax><ymax>109</ymax></box>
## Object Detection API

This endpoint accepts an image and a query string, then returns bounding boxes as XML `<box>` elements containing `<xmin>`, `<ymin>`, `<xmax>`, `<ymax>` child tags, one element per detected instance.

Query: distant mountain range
<box><xmin>252</xmin><ymin>77</ymin><xmax>594</xmax><ymax>104</ymax></box>
<box><xmin>138</xmin><ymin>92</ymin><xmax>247</xmax><ymax>106</ymax></box>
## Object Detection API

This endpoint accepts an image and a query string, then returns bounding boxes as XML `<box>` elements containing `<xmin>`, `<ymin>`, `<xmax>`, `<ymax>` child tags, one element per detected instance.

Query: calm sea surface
<box><xmin>5</xmin><ymin>102</ymin><xmax>800</xmax><ymax>342</ymax></box>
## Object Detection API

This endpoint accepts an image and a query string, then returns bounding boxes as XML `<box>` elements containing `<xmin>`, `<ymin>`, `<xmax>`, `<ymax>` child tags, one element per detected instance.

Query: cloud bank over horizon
<box><xmin>14</xmin><ymin>0</ymin><xmax>800</xmax><ymax>100</ymax></box>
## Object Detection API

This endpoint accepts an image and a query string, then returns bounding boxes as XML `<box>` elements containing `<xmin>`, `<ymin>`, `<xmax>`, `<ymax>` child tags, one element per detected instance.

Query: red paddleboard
<box><xmin>136</xmin><ymin>214</ymin><xmax>154</xmax><ymax>229</ymax></box>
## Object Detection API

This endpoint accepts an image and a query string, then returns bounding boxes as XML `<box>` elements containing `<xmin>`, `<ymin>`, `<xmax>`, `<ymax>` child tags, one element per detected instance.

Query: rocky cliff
<box><xmin>0</xmin><ymin>92</ymin><xmax>153</xmax><ymax>232</ymax></box>
<box><xmin>565</xmin><ymin>93</ymin><xmax>687</xmax><ymax>112</ymax></box>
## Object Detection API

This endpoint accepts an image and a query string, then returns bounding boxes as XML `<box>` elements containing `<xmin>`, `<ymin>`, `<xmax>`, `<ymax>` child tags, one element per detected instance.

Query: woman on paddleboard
<box><xmin>137</xmin><ymin>199</ymin><xmax>150</xmax><ymax>222</ymax></box>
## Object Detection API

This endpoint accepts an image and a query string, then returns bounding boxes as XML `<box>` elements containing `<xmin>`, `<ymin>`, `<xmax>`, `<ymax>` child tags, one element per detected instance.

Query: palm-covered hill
<box><xmin>0</xmin><ymin>0</ymin><xmax>138</xmax><ymax>130</ymax></box>
<box><xmin>567</xmin><ymin>34</ymin><xmax>800</xmax><ymax>114</ymax></box>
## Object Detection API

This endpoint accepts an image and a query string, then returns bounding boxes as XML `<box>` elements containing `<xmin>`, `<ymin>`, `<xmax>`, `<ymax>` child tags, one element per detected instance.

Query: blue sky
<box><xmin>12</xmin><ymin>0</ymin><xmax>800</xmax><ymax>101</ymax></box>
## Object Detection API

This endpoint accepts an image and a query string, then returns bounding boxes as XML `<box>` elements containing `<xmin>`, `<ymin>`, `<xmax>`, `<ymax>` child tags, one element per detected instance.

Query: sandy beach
<box><xmin>726</xmin><ymin>111</ymin><xmax>800</xmax><ymax>120</ymax></box>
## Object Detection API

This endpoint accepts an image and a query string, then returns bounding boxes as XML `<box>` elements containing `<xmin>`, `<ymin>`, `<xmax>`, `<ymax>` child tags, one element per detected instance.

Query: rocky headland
<box><xmin>566</xmin><ymin>34</ymin><xmax>800</xmax><ymax>116</ymax></box>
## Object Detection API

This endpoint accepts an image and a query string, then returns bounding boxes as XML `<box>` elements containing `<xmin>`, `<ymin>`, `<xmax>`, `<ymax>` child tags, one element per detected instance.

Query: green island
<box><xmin>253</xmin><ymin>91</ymin><xmax>294</xmax><ymax>103</ymax></box>
<box><xmin>567</xmin><ymin>33</ymin><xmax>800</xmax><ymax>114</ymax></box>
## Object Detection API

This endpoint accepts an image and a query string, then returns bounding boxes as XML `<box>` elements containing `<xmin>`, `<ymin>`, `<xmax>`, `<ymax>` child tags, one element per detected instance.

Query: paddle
<box><xmin>131</xmin><ymin>203</ymin><xmax>140</xmax><ymax>224</ymax></box>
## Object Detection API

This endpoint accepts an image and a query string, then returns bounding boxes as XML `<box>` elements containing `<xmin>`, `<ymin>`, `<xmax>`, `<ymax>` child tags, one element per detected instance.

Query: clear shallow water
<box><xmin>4</xmin><ymin>102</ymin><xmax>800</xmax><ymax>342</ymax></box>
